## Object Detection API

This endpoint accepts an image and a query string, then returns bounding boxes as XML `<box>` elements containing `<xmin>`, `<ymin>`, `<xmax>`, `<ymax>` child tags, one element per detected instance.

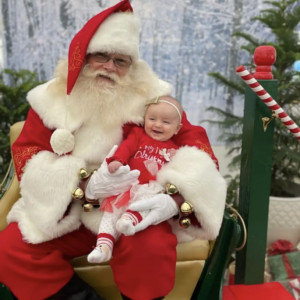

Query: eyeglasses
<box><xmin>89</xmin><ymin>52</ymin><xmax>132</xmax><ymax>69</ymax></box>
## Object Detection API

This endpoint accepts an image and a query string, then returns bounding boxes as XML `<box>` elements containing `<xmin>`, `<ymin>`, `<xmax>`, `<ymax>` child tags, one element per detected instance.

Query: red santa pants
<box><xmin>0</xmin><ymin>222</ymin><xmax>177</xmax><ymax>300</ymax></box>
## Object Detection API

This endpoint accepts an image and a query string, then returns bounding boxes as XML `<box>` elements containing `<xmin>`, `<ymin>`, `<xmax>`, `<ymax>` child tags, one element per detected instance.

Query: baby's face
<box><xmin>144</xmin><ymin>102</ymin><xmax>181</xmax><ymax>141</ymax></box>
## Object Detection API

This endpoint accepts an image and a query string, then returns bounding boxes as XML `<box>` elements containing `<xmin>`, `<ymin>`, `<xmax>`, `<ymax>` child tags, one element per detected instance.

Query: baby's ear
<box><xmin>176</xmin><ymin>123</ymin><xmax>183</xmax><ymax>134</ymax></box>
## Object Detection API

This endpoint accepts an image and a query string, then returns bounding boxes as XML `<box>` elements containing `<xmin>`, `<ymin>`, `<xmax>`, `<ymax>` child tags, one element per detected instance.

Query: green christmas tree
<box><xmin>208</xmin><ymin>0</ymin><xmax>300</xmax><ymax>200</ymax></box>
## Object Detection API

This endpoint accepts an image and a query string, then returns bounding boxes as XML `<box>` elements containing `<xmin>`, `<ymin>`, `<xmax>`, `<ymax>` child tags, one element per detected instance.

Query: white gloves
<box><xmin>85</xmin><ymin>145</ymin><xmax>140</xmax><ymax>199</ymax></box>
<box><xmin>128</xmin><ymin>193</ymin><xmax>179</xmax><ymax>233</ymax></box>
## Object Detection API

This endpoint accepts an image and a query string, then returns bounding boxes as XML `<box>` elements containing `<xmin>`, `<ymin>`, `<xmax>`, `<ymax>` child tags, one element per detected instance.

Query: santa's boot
<box><xmin>46</xmin><ymin>273</ymin><xmax>105</xmax><ymax>300</ymax></box>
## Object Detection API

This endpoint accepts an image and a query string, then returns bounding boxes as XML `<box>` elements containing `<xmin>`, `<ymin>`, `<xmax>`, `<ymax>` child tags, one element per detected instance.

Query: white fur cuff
<box><xmin>157</xmin><ymin>146</ymin><xmax>227</xmax><ymax>241</ymax></box>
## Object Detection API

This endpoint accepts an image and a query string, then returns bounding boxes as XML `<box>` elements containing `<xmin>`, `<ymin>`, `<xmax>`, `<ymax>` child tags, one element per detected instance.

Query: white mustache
<box><xmin>82</xmin><ymin>64</ymin><xmax>132</xmax><ymax>87</ymax></box>
<box><xmin>96</xmin><ymin>71</ymin><xmax>118</xmax><ymax>82</ymax></box>
<box><xmin>82</xmin><ymin>66</ymin><xmax>119</xmax><ymax>82</ymax></box>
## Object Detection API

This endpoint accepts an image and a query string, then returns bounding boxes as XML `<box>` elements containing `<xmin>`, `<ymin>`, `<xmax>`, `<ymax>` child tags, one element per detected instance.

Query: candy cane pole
<box><xmin>236</xmin><ymin>65</ymin><xmax>300</xmax><ymax>141</ymax></box>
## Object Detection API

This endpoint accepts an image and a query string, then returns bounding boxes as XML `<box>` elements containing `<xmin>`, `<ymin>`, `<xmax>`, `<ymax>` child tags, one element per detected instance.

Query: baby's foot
<box><xmin>116</xmin><ymin>218</ymin><xmax>135</xmax><ymax>236</ymax></box>
<box><xmin>87</xmin><ymin>244</ymin><xmax>112</xmax><ymax>263</ymax></box>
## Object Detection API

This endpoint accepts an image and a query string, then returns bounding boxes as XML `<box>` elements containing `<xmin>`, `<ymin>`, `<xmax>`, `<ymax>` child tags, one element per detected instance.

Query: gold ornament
<box><xmin>165</xmin><ymin>183</ymin><xmax>178</xmax><ymax>195</ymax></box>
<box><xmin>179</xmin><ymin>217</ymin><xmax>191</xmax><ymax>228</ymax></box>
<box><xmin>79</xmin><ymin>168</ymin><xmax>89</xmax><ymax>179</ymax></box>
<box><xmin>180</xmin><ymin>202</ymin><xmax>193</xmax><ymax>215</ymax></box>
<box><xmin>83</xmin><ymin>203</ymin><xmax>94</xmax><ymax>212</ymax></box>
<box><xmin>72</xmin><ymin>187</ymin><xmax>84</xmax><ymax>200</ymax></box>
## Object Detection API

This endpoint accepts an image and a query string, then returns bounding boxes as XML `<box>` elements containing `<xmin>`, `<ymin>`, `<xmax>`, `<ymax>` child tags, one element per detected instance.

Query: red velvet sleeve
<box><xmin>12</xmin><ymin>109</ymin><xmax>53</xmax><ymax>181</ymax></box>
<box><xmin>172</xmin><ymin>112</ymin><xmax>219</xmax><ymax>169</ymax></box>
<box><xmin>106</xmin><ymin>126</ymin><xmax>142</xmax><ymax>165</ymax></box>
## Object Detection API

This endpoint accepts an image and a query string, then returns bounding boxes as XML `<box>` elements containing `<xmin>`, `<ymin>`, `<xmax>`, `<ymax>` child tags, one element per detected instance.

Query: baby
<box><xmin>88</xmin><ymin>95</ymin><xmax>183</xmax><ymax>263</ymax></box>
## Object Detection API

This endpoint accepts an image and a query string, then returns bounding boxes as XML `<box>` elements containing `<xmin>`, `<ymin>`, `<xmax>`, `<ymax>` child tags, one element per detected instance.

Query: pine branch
<box><xmin>208</xmin><ymin>72</ymin><xmax>245</xmax><ymax>93</ymax></box>
<box><xmin>233</xmin><ymin>32</ymin><xmax>260</xmax><ymax>48</ymax></box>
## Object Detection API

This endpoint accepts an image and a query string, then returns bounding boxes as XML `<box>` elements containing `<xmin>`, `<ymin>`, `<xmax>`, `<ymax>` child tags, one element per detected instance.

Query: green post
<box><xmin>235</xmin><ymin>79</ymin><xmax>277</xmax><ymax>284</ymax></box>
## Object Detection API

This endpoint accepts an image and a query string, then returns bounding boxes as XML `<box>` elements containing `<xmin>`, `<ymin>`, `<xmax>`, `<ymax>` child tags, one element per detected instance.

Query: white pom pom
<box><xmin>50</xmin><ymin>129</ymin><xmax>75</xmax><ymax>155</ymax></box>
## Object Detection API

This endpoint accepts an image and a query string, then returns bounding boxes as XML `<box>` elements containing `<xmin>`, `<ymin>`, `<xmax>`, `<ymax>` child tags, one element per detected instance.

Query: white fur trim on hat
<box><xmin>87</xmin><ymin>12</ymin><xmax>140</xmax><ymax>60</ymax></box>
<box><xmin>50</xmin><ymin>128</ymin><xmax>75</xmax><ymax>155</ymax></box>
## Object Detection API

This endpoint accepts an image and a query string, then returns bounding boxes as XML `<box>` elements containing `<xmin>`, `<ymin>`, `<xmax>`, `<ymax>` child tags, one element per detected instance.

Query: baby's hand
<box><xmin>108</xmin><ymin>160</ymin><xmax>123</xmax><ymax>173</ymax></box>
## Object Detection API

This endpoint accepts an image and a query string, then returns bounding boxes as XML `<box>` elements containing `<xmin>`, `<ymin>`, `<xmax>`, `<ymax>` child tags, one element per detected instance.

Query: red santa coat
<box><xmin>5</xmin><ymin>58</ymin><xmax>227</xmax><ymax>299</ymax></box>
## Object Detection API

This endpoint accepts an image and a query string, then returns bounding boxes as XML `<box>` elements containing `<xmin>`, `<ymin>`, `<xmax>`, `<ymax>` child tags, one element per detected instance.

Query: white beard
<box><xmin>62</xmin><ymin>65</ymin><xmax>144</xmax><ymax>127</ymax></box>
<box><xmin>67</xmin><ymin>64</ymin><xmax>134</xmax><ymax>123</ymax></box>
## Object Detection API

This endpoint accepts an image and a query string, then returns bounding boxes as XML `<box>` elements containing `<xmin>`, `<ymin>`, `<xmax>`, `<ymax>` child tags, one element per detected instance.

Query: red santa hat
<box><xmin>67</xmin><ymin>0</ymin><xmax>139</xmax><ymax>95</ymax></box>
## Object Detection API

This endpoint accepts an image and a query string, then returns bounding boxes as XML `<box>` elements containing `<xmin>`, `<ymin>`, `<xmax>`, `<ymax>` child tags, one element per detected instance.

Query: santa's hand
<box><xmin>129</xmin><ymin>194</ymin><xmax>179</xmax><ymax>233</ymax></box>
<box><xmin>85</xmin><ymin>145</ymin><xmax>140</xmax><ymax>199</ymax></box>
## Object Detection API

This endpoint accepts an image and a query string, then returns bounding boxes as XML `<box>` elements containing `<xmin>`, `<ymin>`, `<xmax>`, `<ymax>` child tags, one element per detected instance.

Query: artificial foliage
<box><xmin>0</xmin><ymin>69</ymin><xmax>42</xmax><ymax>182</ymax></box>
<box><xmin>207</xmin><ymin>0</ymin><xmax>300</xmax><ymax>200</ymax></box>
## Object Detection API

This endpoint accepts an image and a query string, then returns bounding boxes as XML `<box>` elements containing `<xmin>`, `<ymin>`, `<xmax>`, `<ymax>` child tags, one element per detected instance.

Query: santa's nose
<box><xmin>102</xmin><ymin>59</ymin><xmax>117</xmax><ymax>71</ymax></box>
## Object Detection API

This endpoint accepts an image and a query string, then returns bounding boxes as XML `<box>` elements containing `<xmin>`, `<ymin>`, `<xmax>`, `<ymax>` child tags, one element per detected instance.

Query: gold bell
<box><xmin>180</xmin><ymin>202</ymin><xmax>193</xmax><ymax>215</ymax></box>
<box><xmin>83</xmin><ymin>203</ymin><xmax>94</xmax><ymax>212</ymax></box>
<box><xmin>79</xmin><ymin>168</ymin><xmax>89</xmax><ymax>179</ymax></box>
<box><xmin>166</xmin><ymin>183</ymin><xmax>178</xmax><ymax>195</ymax></box>
<box><xmin>179</xmin><ymin>217</ymin><xmax>191</xmax><ymax>228</ymax></box>
<box><xmin>72</xmin><ymin>187</ymin><xmax>84</xmax><ymax>200</ymax></box>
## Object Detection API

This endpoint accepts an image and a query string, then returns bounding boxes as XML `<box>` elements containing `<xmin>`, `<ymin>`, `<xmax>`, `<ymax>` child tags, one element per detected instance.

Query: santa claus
<box><xmin>0</xmin><ymin>1</ymin><xmax>226</xmax><ymax>299</ymax></box>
